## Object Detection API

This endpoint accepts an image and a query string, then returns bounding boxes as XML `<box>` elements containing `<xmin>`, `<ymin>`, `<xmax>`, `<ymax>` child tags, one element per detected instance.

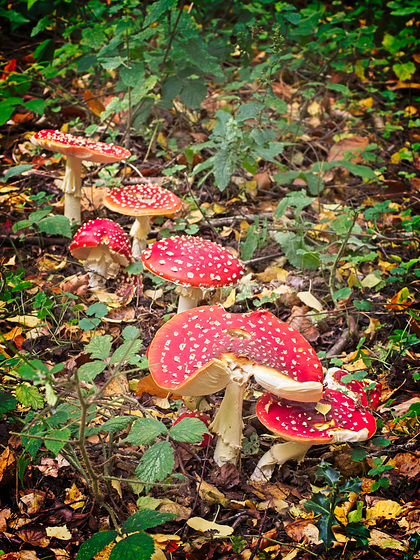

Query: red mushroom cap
<box><xmin>103</xmin><ymin>184</ymin><xmax>182</xmax><ymax>217</ymax></box>
<box><xmin>70</xmin><ymin>218</ymin><xmax>133</xmax><ymax>266</ymax></box>
<box><xmin>173</xmin><ymin>410</ymin><xmax>213</xmax><ymax>447</ymax></box>
<box><xmin>142</xmin><ymin>236</ymin><xmax>244</xmax><ymax>289</ymax></box>
<box><xmin>147</xmin><ymin>305</ymin><xmax>323</xmax><ymax>397</ymax></box>
<box><xmin>31</xmin><ymin>130</ymin><xmax>131</xmax><ymax>163</ymax></box>
<box><xmin>256</xmin><ymin>389</ymin><xmax>377</xmax><ymax>445</ymax></box>
<box><xmin>324</xmin><ymin>368</ymin><xmax>382</xmax><ymax>409</ymax></box>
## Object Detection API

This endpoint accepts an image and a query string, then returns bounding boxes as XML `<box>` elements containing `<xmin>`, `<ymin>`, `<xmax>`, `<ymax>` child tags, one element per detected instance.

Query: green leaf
<box><xmin>169</xmin><ymin>418</ymin><xmax>209</xmax><ymax>444</ymax></box>
<box><xmin>85</xmin><ymin>335</ymin><xmax>113</xmax><ymax>361</ymax></box>
<box><xmin>110</xmin><ymin>339</ymin><xmax>143</xmax><ymax>365</ymax></box>
<box><xmin>1</xmin><ymin>164</ymin><xmax>34</xmax><ymax>183</ymax></box>
<box><xmin>37</xmin><ymin>215</ymin><xmax>72</xmax><ymax>238</ymax></box>
<box><xmin>100</xmin><ymin>416</ymin><xmax>136</xmax><ymax>434</ymax></box>
<box><xmin>15</xmin><ymin>385</ymin><xmax>44</xmax><ymax>409</ymax></box>
<box><xmin>180</xmin><ymin>80</ymin><xmax>207</xmax><ymax>109</ymax></box>
<box><xmin>332</xmin><ymin>287</ymin><xmax>352</xmax><ymax>301</ymax></box>
<box><xmin>326</xmin><ymin>83</ymin><xmax>350</xmax><ymax>95</ymax></box>
<box><xmin>78</xmin><ymin>361</ymin><xmax>107</xmax><ymax>383</ymax></box>
<box><xmin>122</xmin><ymin>510</ymin><xmax>175</xmax><ymax>534</ymax></box>
<box><xmin>120</xmin><ymin>63</ymin><xmax>144</xmax><ymax>87</ymax></box>
<box><xmin>126</xmin><ymin>418</ymin><xmax>167</xmax><ymax>446</ymax></box>
<box><xmin>86</xmin><ymin>302</ymin><xmax>108</xmax><ymax>318</ymax></box>
<box><xmin>340</xmin><ymin>162</ymin><xmax>376</xmax><ymax>180</ymax></box>
<box><xmin>79</xmin><ymin>317</ymin><xmax>100</xmax><ymax>331</ymax></box>
<box><xmin>23</xmin><ymin>99</ymin><xmax>45</xmax><ymax>115</ymax></box>
<box><xmin>304</xmin><ymin>492</ymin><xmax>336</xmax><ymax>547</ymax></box>
<box><xmin>144</xmin><ymin>0</ymin><xmax>178</xmax><ymax>27</ymax></box>
<box><xmin>393</xmin><ymin>62</ymin><xmax>416</xmax><ymax>82</ymax></box>
<box><xmin>136</xmin><ymin>441</ymin><xmax>174</xmax><ymax>484</ymax></box>
<box><xmin>236</xmin><ymin>101</ymin><xmax>265</xmax><ymax>122</ymax></box>
<box><xmin>213</xmin><ymin>149</ymin><xmax>236</xmax><ymax>191</ymax></box>
<box><xmin>274</xmin><ymin>231</ymin><xmax>320</xmax><ymax>270</ymax></box>
<box><xmin>45</xmin><ymin>428</ymin><xmax>71</xmax><ymax>455</ymax></box>
<box><xmin>350</xmin><ymin>447</ymin><xmax>367</xmax><ymax>462</ymax></box>
<box><xmin>76</xmin><ymin>530</ymin><xmax>118</xmax><ymax>560</ymax></box>
<box><xmin>110</xmin><ymin>532</ymin><xmax>155</xmax><ymax>560</ymax></box>
<box><xmin>122</xmin><ymin>326</ymin><xmax>140</xmax><ymax>341</ymax></box>
<box><xmin>161</xmin><ymin>76</ymin><xmax>183</xmax><ymax>102</ymax></box>
<box><xmin>241</xmin><ymin>224</ymin><xmax>259</xmax><ymax>261</ymax></box>
<box><xmin>0</xmin><ymin>392</ymin><xmax>16</xmax><ymax>413</ymax></box>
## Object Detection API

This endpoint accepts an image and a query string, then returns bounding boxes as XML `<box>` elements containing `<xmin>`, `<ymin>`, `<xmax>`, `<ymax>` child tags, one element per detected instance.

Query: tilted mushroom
<box><xmin>69</xmin><ymin>218</ymin><xmax>136</xmax><ymax>290</ymax></box>
<box><xmin>31</xmin><ymin>130</ymin><xmax>131</xmax><ymax>223</ymax></box>
<box><xmin>250</xmin><ymin>388</ymin><xmax>377</xmax><ymax>482</ymax></box>
<box><xmin>103</xmin><ymin>183</ymin><xmax>182</xmax><ymax>259</ymax></box>
<box><xmin>324</xmin><ymin>367</ymin><xmax>381</xmax><ymax>409</ymax></box>
<box><xmin>147</xmin><ymin>305</ymin><xmax>323</xmax><ymax>466</ymax></box>
<box><xmin>142</xmin><ymin>236</ymin><xmax>244</xmax><ymax>313</ymax></box>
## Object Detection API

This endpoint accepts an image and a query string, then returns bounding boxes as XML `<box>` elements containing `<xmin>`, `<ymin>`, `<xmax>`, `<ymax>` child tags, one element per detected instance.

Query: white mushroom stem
<box><xmin>130</xmin><ymin>216</ymin><xmax>151</xmax><ymax>259</ymax></box>
<box><xmin>211</xmin><ymin>380</ymin><xmax>247</xmax><ymax>467</ymax></box>
<box><xmin>83</xmin><ymin>246</ymin><xmax>121</xmax><ymax>289</ymax></box>
<box><xmin>254</xmin><ymin>368</ymin><xmax>323</xmax><ymax>403</ymax></box>
<box><xmin>62</xmin><ymin>156</ymin><xmax>82</xmax><ymax>224</ymax></box>
<box><xmin>175</xmin><ymin>286</ymin><xmax>204</xmax><ymax>313</ymax></box>
<box><xmin>250</xmin><ymin>441</ymin><xmax>310</xmax><ymax>483</ymax></box>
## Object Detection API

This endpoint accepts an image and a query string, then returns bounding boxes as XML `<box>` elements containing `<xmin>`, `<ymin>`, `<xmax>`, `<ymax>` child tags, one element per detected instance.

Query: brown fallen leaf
<box><xmin>286</xmin><ymin>305</ymin><xmax>320</xmax><ymax>342</ymax></box>
<box><xmin>19</xmin><ymin>491</ymin><xmax>46</xmax><ymax>515</ymax></box>
<box><xmin>327</xmin><ymin>136</ymin><xmax>369</xmax><ymax>163</ymax></box>
<box><xmin>60</xmin><ymin>274</ymin><xmax>89</xmax><ymax>298</ymax></box>
<box><xmin>17</xmin><ymin>525</ymin><xmax>50</xmax><ymax>547</ymax></box>
<box><xmin>0</xmin><ymin>446</ymin><xmax>15</xmax><ymax>485</ymax></box>
<box><xmin>393</xmin><ymin>453</ymin><xmax>420</xmax><ymax>478</ymax></box>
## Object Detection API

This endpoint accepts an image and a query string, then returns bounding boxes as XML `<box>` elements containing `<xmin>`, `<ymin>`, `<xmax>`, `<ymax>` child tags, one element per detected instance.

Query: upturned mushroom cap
<box><xmin>256</xmin><ymin>388</ymin><xmax>377</xmax><ymax>445</ymax></box>
<box><xmin>70</xmin><ymin>218</ymin><xmax>133</xmax><ymax>266</ymax></box>
<box><xmin>31</xmin><ymin>130</ymin><xmax>131</xmax><ymax>163</ymax></box>
<box><xmin>142</xmin><ymin>236</ymin><xmax>244</xmax><ymax>290</ymax></box>
<box><xmin>324</xmin><ymin>367</ymin><xmax>382</xmax><ymax>409</ymax></box>
<box><xmin>103</xmin><ymin>184</ymin><xmax>181</xmax><ymax>217</ymax></box>
<box><xmin>147</xmin><ymin>305</ymin><xmax>323</xmax><ymax>401</ymax></box>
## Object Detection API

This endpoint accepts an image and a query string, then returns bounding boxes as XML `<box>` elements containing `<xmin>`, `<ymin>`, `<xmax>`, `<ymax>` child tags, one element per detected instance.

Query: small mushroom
<box><xmin>69</xmin><ymin>218</ymin><xmax>135</xmax><ymax>290</ymax></box>
<box><xmin>31</xmin><ymin>130</ymin><xmax>131</xmax><ymax>223</ymax></box>
<box><xmin>324</xmin><ymin>367</ymin><xmax>382</xmax><ymax>409</ymax></box>
<box><xmin>142</xmin><ymin>236</ymin><xmax>244</xmax><ymax>313</ymax></box>
<box><xmin>147</xmin><ymin>305</ymin><xmax>323</xmax><ymax>466</ymax></box>
<box><xmin>250</xmin><ymin>388</ymin><xmax>377</xmax><ymax>482</ymax></box>
<box><xmin>103</xmin><ymin>183</ymin><xmax>182</xmax><ymax>259</ymax></box>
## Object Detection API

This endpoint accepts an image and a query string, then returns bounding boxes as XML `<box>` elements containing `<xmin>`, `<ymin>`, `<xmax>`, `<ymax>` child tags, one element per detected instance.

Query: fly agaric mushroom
<box><xmin>103</xmin><ymin>183</ymin><xmax>182</xmax><ymax>259</ymax></box>
<box><xmin>31</xmin><ymin>130</ymin><xmax>131</xmax><ymax>223</ymax></box>
<box><xmin>324</xmin><ymin>367</ymin><xmax>382</xmax><ymax>409</ymax></box>
<box><xmin>70</xmin><ymin>218</ymin><xmax>135</xmax><ymax>290</ymax></box>
<box><xmin>250</xmin><ymin>388</ymin><xmax>377</xmax><ymax>482</ymax></box>
<box><xmin>147</xmin><ymin>305</ymin><xmax>323</xmax><ymax>466</ymax></box>
<box><xmin>142</xmin><ymin>236</ymin><xmax>244</xmax><ymax>313</ymax></box>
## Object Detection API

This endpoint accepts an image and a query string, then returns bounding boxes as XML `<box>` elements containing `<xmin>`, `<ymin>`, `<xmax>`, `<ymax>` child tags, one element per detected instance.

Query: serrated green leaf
<box><xmin>136</xmin><ymin>441</ymin><xmax>174</xmax><ymax>484</ymax></box>
<box><xmin>122</xmin><ymin>509</ymin><xmax>175</xmax><ymax>534</ymax></box>
<box><xmin>23</xmin><ymin>99</ymin><xmax>45</xmax><ymax>115</ymax></box>
<box><xmin>1</xmin><ymin>164</ymin><xmax>34</xmax><ymax>183</ymax></box>
<box><xmin>110</xmin><ymin>339</ymin><xmax>142</xmax><ymax>365</ymax></box>
<box><xmin>350</xmin><ymin>447</ymin><xmax>367</xmax><ymax>462</ymax></box>
<box><xmin>122</xmin><ymin>326</ymin><xmax>140</xmax><ymax>341</ymax></box>
<box><xmin>126</xmin><ymin>417</ymin><xmax>167</xmax><ymax>446</ymax></box>
<box><xmin>15</xmin><ymin>385</ymin><xmax>44</xmax><ymax>409</ymax></box>
<box><xmin>79</xmin><ymin>317</ymin><xmax>100</xmax><ymax>331</ymax></box>
<box><xmin>110</xmin><ymin>532</ymin><xmax>155</xmax><ymax>560</ymax></box>
<box><xmin>144</xmin><ymin>0</ymin><xmax>177</xmax><ymax>26</ymax></box>
<box><xmin>45</xmin><ymin>382</ymin><xmax>57</xmax><ymax>407</ymax></box>
<box><xmin>45</xmin><ymin>428</ymin><xmax>71</xmax><ymax>455</ymax></box>
<box><xmin>213</xmin><ymin>149</ymin><xmax>236</xmax><ymax>191</ymax></box>
<box><xmin>236</xmin><ymin>101</ymin><xmax>265</xmax><ymax>122</ymax></box>
<box><xmin>86</xmin><ymin>302</ymin><xmax>108</xmax><ymax>317</ymax></box>
<box><xmin>120</xmin><ymin>63</ymin><xmax>144</xmax><ymax>87</ymax></box>
<box><xmin>0</xmin><ymin>392</ymin><xmax>16</xmax><ymax>413</ymax></box>
<box><xmin>78</xmin><ymin>361</ymin><xmax>107</xmax><ymax>383</ymax></box>
<box><xmin>162</xmin><ymin>76</ymin><xmax>183</xmax><ymax>102</ymax></box>
<box><xmin>169</xmin><ymin>417</ymin><xmax>209</xmax><ymax>444</ymax></box>
<box><xmin>76</xmin><ymin>530</ymin><xmax>118</xmax><ymax>560</ymax></box>
<box><xmin>180</xmin><ymin>80</ymin><xmax>207</xmax><ymax>109</ymax></box>
<box><xmin>332</xmin><ymin>287</ymin><xmax>352</xmax><ymax>300</ymax></box>
<box><xmin>37</xmin><ymin>215</ymin><xmax>72</xmax><ymax>238</ymax></box>
<box><xmin>340</xmin><ymin>162</ymin><xmax>376</xmax><ymax>180</ymax></box>
<box><xmin>85</xmin><ymin>335</ymin><xmax>113</xmax><ymax>361</ymax></box>
<box><xmin>274</xmin><ymin>231</ymin><xmax>320</xmax><ymax>270</ymax></box>
<box><xmin>100</xmin><ymin>416</ymin><xmax>137</xmax><ymax>434</ymax></box>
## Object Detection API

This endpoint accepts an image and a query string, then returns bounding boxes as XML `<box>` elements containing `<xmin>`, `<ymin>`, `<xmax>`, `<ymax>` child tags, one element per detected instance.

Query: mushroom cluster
<box><xmin>31</xmin><ymin>130</ymin><xmax>131</xmax><ymax>223</ymax></box>
<box><xmin>147</xmin><ymin>305</ymin><xmax>323</xmax><ymax>466</ymax></box>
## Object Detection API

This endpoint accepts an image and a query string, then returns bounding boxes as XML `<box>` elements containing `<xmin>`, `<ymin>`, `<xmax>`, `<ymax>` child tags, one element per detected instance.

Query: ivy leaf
<box><xmin>126</xmin><ymin>417</ymin><xmax>168</xmax><ymax>446</ymax></box>
<box><xmin>15</xmin><ymin>385</ymin><xmax>44</xmax><ymax>409</ymax></box>
<box><xmin>135</xmin><ymin>441</ymin><xmax>174</xmax><ymax>484</ymax></box>
<box><xmin>76</xmin><ymin>530</ymin><xmax>118</xmax><ymax>560</ymax></box>
<box><xmin>78</xmin><ymin>361</ymin><xmax>107</xmax><ymax>383</ymax></box>
<box><xmin>85</xmin><ymin>335</ymin><xmax>113</xmax><ymax>361</ymax></box>
<box><xmin>122</xmin><ymin>510</ymin><xmax>175</xmax><ymax>534</ymax></box>
<box><xmin>169</xmin><ymin>417</ymin><xmax>209</xmax><ymax>444</ymax></box>
<box><xmin>109</xmin><ymin>532</ymin><xmax>155</xmax><ymax>560</ymax></box>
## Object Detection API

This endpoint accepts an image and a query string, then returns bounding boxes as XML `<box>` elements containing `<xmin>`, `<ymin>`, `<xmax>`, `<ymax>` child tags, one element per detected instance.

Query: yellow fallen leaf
<box><xmin>45</xmin><ymin>525</ymin><xmax>72</xmax><ymax>540</ymax></box>
<box><xmin>365</xmin><ymin>317</ymin><xmax>381</xmax><ymax>335</ymax></box>
<box><xmin>368</xmin><ymin>529</ymin><xmax>408</xmax><ymax>551</ymax></box>
<box><xmin>187</xmin><ymin>516</ymin><xmax>234</xmax><ymax>537</ymax></box>
<box><xmin>361</xmin><ymin>273</ymin><xmax>382</xmax><ymax>288</ymax></box>
<box><xmin>297</xmin><ymin>291</ymin><xmax>323</xmax><ymax>312</ymax></box>
<box><xmin>222</xmin><ymin>288</ymin><xmax>236</xmax><ymax>309</ymax></box>
<box><xmin>8</xmin><ymin>315</ymin><xmax>43</xmax><ymax>328</ymax></box>
<box><xmin>315</xmin><ymin>402</ymin><xmax>331</xmax><ymax>416</ymax></box>
<box><xmin>65</xmin><ymin>484</ymin><xmax>85</xmax><ymax>510</ymax></box>
<box><xmin>366</xmin><ymin>500</ymin><xmax>404</xmax><ymax>525</ymax></box>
